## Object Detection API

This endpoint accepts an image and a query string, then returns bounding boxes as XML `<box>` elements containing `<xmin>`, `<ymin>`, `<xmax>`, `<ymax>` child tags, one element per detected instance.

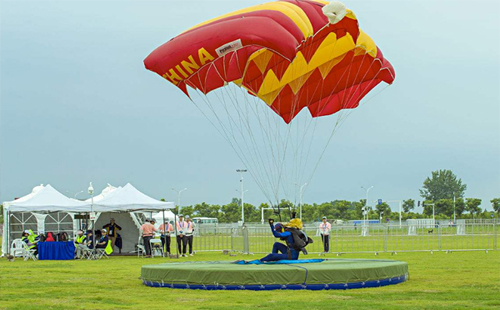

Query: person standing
<box><xmin>185</xmin><ymin>216</ymin><xmax>195</xmax><ymax>256</ymax></box>
<box><xmin>158</xmin><ymin>220</ymin><xmax>173</xmax><ymax>255</ymax></box>
<box><xmin>103</xmin><ymin>218</ymin><xmax>122</xmax><ymax>251</ymax></box>
<box><xmin>319</xmin><ymin>216</ymin><xmax>332</xmax><ymax>253</ymax></box>
<box><xmin>140</xmin><ymin>218</ymin><xmax>157</xmax><ymax>258</ymax></box>
<box><xmin>176</xmin><ymin>215</ymin><xmax>188</xmax><ymax>257</ymax></box>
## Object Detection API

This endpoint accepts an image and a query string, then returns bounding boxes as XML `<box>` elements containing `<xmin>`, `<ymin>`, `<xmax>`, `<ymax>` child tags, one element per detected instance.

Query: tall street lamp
<box><xmin>172</xmin><ymin>188</ymin><xmax>187</xmax><ymax>214</ymax></box>
<box><xmin>299</xmin><ymin>183</ymin><xmax>308</xmax><ymax>220</ymax></box>
<box><xmin>236</xmin><ymin>169</ymin><xmax>247</xmax><ymax>223</ymax></box>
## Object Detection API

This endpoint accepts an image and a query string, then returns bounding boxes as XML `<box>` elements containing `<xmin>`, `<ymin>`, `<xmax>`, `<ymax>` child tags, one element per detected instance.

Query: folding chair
<box><xmin>23</xmin><ymin>243</ymin><xmax>37</xmax><ymax>261</ymax></box>
<box><xmin>82</xmin><ymin>247</ymin><xmax>96</xmax><ymax>260</ymax></box>
<box><xmin>10</xmin><ymin>239</ymin><xmax>25</xmax><ymax>258</ymax></box>
<box><xmin>150</xmin><ymin>239</ymin><xmax>163</xmax><ymax>258</ymax></box>
<box><xmin>136</xmin><ymin>235</ymin><xmax>146</xmax><ymax>258</ymax></box>
<box><xmin>95</xmin><ymin>240</ymin><xmax>112</xmax><ymax>259</ymax></box>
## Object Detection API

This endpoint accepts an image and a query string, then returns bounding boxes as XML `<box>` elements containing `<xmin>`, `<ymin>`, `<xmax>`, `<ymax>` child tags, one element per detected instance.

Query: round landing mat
<box><xmin>141</xmin><ymin>258</ymin><xmax>409</xmax><ymax>290</ymax></box>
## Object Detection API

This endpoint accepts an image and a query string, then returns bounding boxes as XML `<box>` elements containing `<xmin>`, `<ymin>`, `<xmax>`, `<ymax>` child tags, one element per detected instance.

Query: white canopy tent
<box><xmin>2</xmin><ymin>183</ymin><xmax>175</xmax><ymax>256</ymax></box>
<box><xmin>2</xmin><ymin>184</ymin><xmax>87</xmax><ymax>256</ymax></box>
<box><xmin>89</xmin><ymin>183</ymin><xmax>175</xmax><ymax>253</ymax></box>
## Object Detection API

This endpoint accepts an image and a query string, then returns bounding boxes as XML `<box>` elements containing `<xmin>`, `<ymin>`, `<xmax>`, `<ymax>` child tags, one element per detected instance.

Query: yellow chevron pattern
<box><xmin>242</xmin><ymin>29</ymin><xmax>378</xmax><ymax>106</ymax></box>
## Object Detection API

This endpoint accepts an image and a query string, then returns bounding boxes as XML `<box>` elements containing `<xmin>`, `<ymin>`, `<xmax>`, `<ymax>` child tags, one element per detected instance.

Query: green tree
<box><xmin>491</xmin><ymin>198</ymin><xmax>500</xmax><ymax>213</ymax></box>
<box><xmin>465</xmin><ymin>198</ymin><xmax>482</xmax><ymax>217</ymax></box>
<box><xmin>435</xmin><ymin>199</ymin><xmax>453</xmax><ymax>217</ymax></box>
<box><xmin>220</xmin><ymin>199</ymin><xmax>240</xmax><ymax>223</ymax></box>
<box><xmin>420</xmin><ymin>169</ymin><xmax>467</xmax><ymax>201</ymax></box>
<box><xmin>422</xmin><ymin>200</ymin><xmax>434</xmax><ymax>217</ymax></box>
<box><xmin>454</xmin><ymin>198</ymin><xmax>466</xmax><ymax>217</ymax></box>
<box><xmin>352</xmin><ymin>200</ymin><xmax>365</xmax><ymax>219</ymax></box>
<box><xmin>333</xmin><ymin>200</ymin><xmax>351</xmax><ymax>219</ymax></box>
<box><xmin>402</xmin><ymin>199</ymin><xmax>415</xmax><ymax>213</ymax></box>
<box><xmin>375</xmin><ymin>202</ymin><xmax>391</xmax><ymax>219</ymax></box>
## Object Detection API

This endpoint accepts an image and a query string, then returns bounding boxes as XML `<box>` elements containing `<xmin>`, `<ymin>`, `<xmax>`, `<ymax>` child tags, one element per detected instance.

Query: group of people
<box><xmin>140</xmin><ymin>214</ymin><xmax>195</xmax><ymax>258</ymax></box>
<box><xmin>73</xmin><ymin>228</ymin><xmax>113</xmax><ymax>258</ymax></box>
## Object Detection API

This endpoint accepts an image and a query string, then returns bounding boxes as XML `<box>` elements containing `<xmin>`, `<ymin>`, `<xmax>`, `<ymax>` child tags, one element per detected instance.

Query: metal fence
<box><xmin>190</xmin><ymin>222</ymin><xmax>498</xmax><ymax>254</ymax></box>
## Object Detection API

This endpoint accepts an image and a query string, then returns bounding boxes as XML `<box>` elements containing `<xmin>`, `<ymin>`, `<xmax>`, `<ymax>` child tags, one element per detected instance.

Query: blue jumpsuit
<box><xmin>260</xmin><ymin>224</ymin><xmax>300</xmax><ymax>262</ymax></box>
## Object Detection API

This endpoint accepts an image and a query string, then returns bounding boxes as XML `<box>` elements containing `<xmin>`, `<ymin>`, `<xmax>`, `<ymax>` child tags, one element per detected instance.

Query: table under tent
<box><xmin>2</xmin><ymin>183</ymin><xmax>175</xmax><ymax>257</ymax></box>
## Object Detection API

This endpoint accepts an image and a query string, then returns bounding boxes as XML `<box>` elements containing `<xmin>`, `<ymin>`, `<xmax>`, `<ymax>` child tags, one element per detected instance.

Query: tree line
<box><xmin>171</xmin><ymin>196</ymin><xmax>499</xmax><ymax>223</ymax></box>
<box><xmin>168</xmin><ymin>170</ymin><xmax>499</xmax><ymax>223</ymax></box>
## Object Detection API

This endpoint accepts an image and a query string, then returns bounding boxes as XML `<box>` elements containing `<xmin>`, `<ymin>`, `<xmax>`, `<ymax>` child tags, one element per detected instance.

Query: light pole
<box><xmin>299</xmin><ymin>183</ymin><xmax>307</xmax><ymax>220</ymax></box>
<box><xmin>236</xmin><ymin>169</ymin><xmax>247</xmax><ymax>223</ymax></box>
<box><xmin>88</xmin><ymin>182</ymin><xmax>95</xmax><ymax>259</ymax></box>
<box><xmin>453</xmin><ymin>195</ymin><xmax>456</xmax><ymax>224</ymax></box>
<box><xmin>361</xmin><ymin>186</ymin><xmax>373</xmax><ymax>224</ymax></box>
<box><xmin>172</xmin><ymin>188</ymin><xmax>187</xmax><ymax>214</ymax></box>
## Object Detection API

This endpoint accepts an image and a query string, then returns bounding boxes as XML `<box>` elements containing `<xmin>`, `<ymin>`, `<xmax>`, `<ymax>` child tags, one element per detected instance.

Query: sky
<box><xmin>1</xmin><ymin>0</ymin><xmax>499</xmax><ymax>212</ymax></box>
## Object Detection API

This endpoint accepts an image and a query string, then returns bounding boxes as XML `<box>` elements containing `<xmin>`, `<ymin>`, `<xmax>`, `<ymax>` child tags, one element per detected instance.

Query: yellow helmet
<box><xmin>284</xmin><ymin>218</ymin><xmax>303</xmax><ymax>230</ymax></box>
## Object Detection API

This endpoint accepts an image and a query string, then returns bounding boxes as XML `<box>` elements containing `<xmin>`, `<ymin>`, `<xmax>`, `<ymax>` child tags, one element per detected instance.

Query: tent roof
<box><xmin>86</xmin><ymin>184</ymin><xmax>119</xmax><ymax>203</ymax></box>
<box><xmin>91</xmin><ymin>183</ymin><xmax>174</xmax><ymax>212</ymax></box>
<box><xmin>4</xmin><ymin>184</ymin><xmax>87</xmax><ymax>212</ymax></box>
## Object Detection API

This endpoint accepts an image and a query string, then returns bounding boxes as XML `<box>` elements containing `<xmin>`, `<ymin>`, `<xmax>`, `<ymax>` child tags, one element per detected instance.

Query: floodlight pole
<box><xmin>299</xmin><ymin>183</ymin><xmax>307</xmax><ymax>221</ymax></box>
<box><xmin>453</xmin><ymin>195</ymin><xmax>456</xmax><ymax>224</ymax></box>
<box><xmin>236</xmin><ymin>169</ymin><xmax>248</xmax><ymax>224</ymax></box>
<box><xmin>172</xmin><ymin>188</ymin><xmax>187</xmax><ymax>214</ymax></box>
<box><xmin>361</xmin><ymin>186</ymin><xmax>373</xmax><ymax>227</ymax></box>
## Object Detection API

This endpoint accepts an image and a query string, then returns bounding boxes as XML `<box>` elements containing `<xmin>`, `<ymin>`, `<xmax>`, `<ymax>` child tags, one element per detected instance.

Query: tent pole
<box><xmin>173</xmin><ymin>208</ymin><xmax>179</xmax><ymax>258</ymax></box>
<box><xmin>6</xmin><ymin>209</ymin><xmax>10</xmax><ymax>256</ymax></box>
<box><xmin>162</xmin><ymin>210</ymin><xmax>166</xmax><ymax>257</ymax></box>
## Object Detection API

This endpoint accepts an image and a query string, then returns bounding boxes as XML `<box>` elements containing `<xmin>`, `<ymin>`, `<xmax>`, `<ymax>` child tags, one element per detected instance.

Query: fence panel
<box><xmin>190</xmin><ymin>223</ymin><xmax>498</xmax><ymax>254</ymax></box>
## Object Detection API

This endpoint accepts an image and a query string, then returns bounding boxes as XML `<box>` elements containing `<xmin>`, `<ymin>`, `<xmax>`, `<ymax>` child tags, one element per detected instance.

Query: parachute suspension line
<box><xmin>222</xmin><ymin>85</ymin><xmax>279</xmax><ymax>204</ymax></box>
<box><xmin>295</xmin><ymin>44</ymin><xmax>373</xmax><ymax>196</ymax></box>
<box><xmin>189</xmin><ymin>75</ymin><xmax>275</xmax><ymax>204</ymax></box>
<box><xmin>185</xmin><ymin>41</ymin><xmax>392</xmax><ymax>221</ymax></box>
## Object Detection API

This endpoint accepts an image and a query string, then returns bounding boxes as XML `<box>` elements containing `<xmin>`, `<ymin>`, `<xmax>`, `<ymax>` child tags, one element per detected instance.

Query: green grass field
<box><xmin>1</xmin><ymin>238</ymin><xmax>499</xmax><ymax>310</ymax></box>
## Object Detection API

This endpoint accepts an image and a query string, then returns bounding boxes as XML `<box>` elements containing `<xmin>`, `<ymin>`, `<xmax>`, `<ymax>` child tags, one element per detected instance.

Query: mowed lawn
<box><xmin>0</xmin><ymin>243</ymin><xmax>499</xmax><ymax>310</ymax></box>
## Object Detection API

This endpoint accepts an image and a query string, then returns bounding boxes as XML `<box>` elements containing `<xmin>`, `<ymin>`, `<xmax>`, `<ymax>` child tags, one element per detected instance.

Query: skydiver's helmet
<box><xmin>274</xmin><ymin>223</ymin><xmax>284</xmax><ymax>233</ymax></box>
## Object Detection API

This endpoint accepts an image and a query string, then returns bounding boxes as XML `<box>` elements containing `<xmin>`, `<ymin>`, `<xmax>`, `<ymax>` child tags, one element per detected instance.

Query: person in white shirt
<box><xmin>185</xmin><ymin>216</ymin><xmax>195</xmax><ymax>256</ymax></box>
<box><xmin>319</xmin><ymin>216</ymin><xmax>332</xmax><ymax>253</ymax></box>
<box><xmin>176</xmin><ymin>215</ymin><xmax>188</xmax><ymax>257</ymax></box>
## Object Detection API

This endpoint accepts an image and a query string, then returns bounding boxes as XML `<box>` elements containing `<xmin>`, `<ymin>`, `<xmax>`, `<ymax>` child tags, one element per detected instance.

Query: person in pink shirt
<box><xmin>158</xmin><ymin>220</ymin><xmax>174</xmax><ymax>255</ymax></box>
<box><xmin>176</xmin><ymin>215</ymin><xmax>188</xmax><ymax>257</ymax></box>
<box><xmin>140</xmin><ymin>218</ymin><xmax>157</xmax><ymax>257</ymax></box>
<box><xmin>185</xmin><ymin>215</ymin><xmax>195</xmax><ymax>256</ymax></box>
<box><xmin>319</xmin><ymin>216</ymin><xmax>332</xmax><ymax>253</ymax></box>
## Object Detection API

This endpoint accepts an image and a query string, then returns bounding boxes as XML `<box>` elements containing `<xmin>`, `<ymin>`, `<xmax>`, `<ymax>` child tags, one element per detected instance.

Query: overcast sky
<box><xmin>1</xmin><ymin>0</ymin><xmax>499</xmax><ymax>212</ymax></box>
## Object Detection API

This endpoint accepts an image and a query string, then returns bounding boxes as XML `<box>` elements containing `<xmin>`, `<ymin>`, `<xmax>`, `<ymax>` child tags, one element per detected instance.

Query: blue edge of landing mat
<box><xmin>234</xmin><ymin>259</ymin><xmax>324</xmax><ymax>265</ymax></box>
<box><xmin>142</xmin><ymin>275</ymin><xmax>407</xmax><ymax>290</ymax></box>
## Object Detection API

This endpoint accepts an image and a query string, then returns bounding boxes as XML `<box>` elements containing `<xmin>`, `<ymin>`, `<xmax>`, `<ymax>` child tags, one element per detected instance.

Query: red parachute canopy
<box><xmin>145</xmin><ymin>0</ymin><xmax>395</xmax><ymax>123</ymax></box>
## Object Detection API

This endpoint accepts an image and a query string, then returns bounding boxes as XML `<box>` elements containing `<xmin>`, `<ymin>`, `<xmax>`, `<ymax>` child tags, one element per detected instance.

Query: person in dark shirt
<box><xmin>96</xmin><ymin>229</ymin><xmax>109</xmax><ymax>249</ymax></box>
<box><xmin>103</xmin><ymin>218</ymin><xmax>122</xmax><ymax>251</ymax></box>
<box><xmin>85</xmin><ymin>230</ymin><xmax>95</xmax><ymax>249</ymax></box>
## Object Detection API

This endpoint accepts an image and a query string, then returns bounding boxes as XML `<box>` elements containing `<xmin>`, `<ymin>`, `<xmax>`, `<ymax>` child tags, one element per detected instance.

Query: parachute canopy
<box><xmin>144</xmin><ymin>0</ymin><xmax>395</xmax><ymax>123</ymax></box>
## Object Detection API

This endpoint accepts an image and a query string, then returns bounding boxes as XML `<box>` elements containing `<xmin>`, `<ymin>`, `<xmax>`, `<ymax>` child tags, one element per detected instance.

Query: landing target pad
<box><xmin>141</xmin><ymin>258</ymin><xmax>409</xmax><ymax>290</ymax></box>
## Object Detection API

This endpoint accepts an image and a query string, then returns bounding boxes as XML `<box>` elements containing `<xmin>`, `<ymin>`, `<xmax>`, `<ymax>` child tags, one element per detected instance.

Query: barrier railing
<box><xmin>187</xmin><ymin>223</ymin><xmax>498</xmax><ymax>255</ymax></box>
